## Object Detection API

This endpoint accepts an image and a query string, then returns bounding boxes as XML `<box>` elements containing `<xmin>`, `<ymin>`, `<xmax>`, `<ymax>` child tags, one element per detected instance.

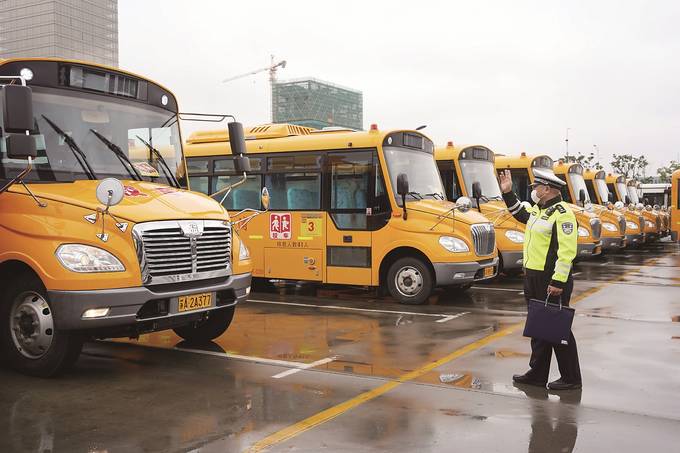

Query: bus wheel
<box><xmin>173</xmin><ymin>306</ymin><xmax>235</xmax><ymax>343</ymax></box>
<box><xmin>387</xmin><ymin>257</ymin><xmax>433</xmax><ymax>305</ymax></box>
<box><xmin>0</xmin><ymin>275</ymin><xmax>83</xmax><ymax>377</ymax></box>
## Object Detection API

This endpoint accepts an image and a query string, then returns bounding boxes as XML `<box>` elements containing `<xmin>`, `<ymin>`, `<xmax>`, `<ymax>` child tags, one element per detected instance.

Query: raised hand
<box><xmin>499</xmin><ymin>169</ymin><xmax>513</xmax><ymax>193</ymax></box>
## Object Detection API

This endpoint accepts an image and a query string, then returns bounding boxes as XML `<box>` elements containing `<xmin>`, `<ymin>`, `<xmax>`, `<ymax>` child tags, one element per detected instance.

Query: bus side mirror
<box><xmin>397</xmin><ymin>173</ymin><xmax>409</xmax><ymax>196</ymax></box>
<box><xmin>3</xmin><ymin>84</ymin><xmax>34</xmax><ymax>133</ymax></box>
<box><xmin>5</xmin><ymin>134</ymin><xmax>36</xmax><ymax>160</ymax></box>
<box><xmin>261</xmin><ymin>187</ymin><xmax>270</xmax><ymax>210</ymax></box>
<box><xmin>472</xmin><ymin>181</ymin><xmax>483</xmax><ymax>199</ymax></box>
<box><xmin>579</xmin><ymin>189</ymin><xmax>586</xmax><ymax>203</ymax></box>
<box><xmin>234</xmin><ymin>154</ymin><xmax>251</xmax><ymax>173</ymax></box>
<box><xmin>228</xmin><ymin>121</ymin><xmax>247</xmax><ymax>156</ymax></box>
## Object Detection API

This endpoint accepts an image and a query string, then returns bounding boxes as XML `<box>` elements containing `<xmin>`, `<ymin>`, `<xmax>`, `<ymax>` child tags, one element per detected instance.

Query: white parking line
<box><xmin>572</xmin><ymin>272</ymin><xmax>582</xmax><ymax>276</ymax></box>
<box><xmin>435</xmin><ymin>312</ymin><xmax>470</xmax><ymax>323</ymax></box>
<box><xmin>272</xmin><ymin>357</ymin><xmax>336</xmax><ymax>379</ymax></box>
<box><xmin>248</xmin><ymin>298</ymin><xmax>469</xmax><ymax>323</ymax></box>
<box><xmin>600</xmin><ymin>261</ymin><xmax>610</xmax><ymax>266</ymax></box>
<box><xmin>470</xmin><ymin>286</ymin><xmax>523</xmax><ymax>292</ymax></box>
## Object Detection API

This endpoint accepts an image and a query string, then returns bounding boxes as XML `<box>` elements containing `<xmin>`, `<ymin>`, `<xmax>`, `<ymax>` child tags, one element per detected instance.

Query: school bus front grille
<box><xmin>133</xmin><ymin>220</ymin><xmax>231</xmax><ymax>285</ymax></box>
<box><xmin>470</xmin><ymin>223</ymin><xmax>495</xmax><ymax>256</ymax></box>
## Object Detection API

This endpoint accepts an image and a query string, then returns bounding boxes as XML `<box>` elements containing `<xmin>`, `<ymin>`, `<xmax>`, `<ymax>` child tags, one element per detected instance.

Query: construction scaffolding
<box><xmin>272</xmin><ymin>77</ymin><xmax>363</xmax><ymax>130</ymax></box>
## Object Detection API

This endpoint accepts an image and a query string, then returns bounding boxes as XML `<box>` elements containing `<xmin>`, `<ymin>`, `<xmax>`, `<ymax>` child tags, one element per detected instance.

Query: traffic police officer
<box><xmin>499</xmin><ymin>168</ymin><xmax>582</xmax><ymax>390</ymax></box>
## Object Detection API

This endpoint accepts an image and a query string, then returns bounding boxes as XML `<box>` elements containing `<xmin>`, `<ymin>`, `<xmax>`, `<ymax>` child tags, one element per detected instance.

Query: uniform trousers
<box><xmin>523</xmin><ymin>270</ymin><xmax>582</xmax><ymax>384</ymax></box>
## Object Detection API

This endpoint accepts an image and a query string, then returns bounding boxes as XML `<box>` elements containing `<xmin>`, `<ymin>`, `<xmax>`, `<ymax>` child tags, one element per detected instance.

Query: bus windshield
<box><xmin>0</xmin><ymin>87</ymin><xmax>183</xmax><ymax>185</ymax></box>
<box><xmin>595</xmin><ymin>178</ymin><xmax>610</xmax><ymax>203</ymax></box>
<box><xmin>459</xmin><ymin>160</ymin><xmax>502</xmax><ymax>200</ymax></box>
<box><xmin>383</xmin><ymin>146</ymin><xmax>444</xmax><ymax>204</ymax></box>
<box><xmin>627</xmin><ymin>186</ymin><xmax>640</xmax><ymax>204</ymax></box>
<box><xmin>568</xmin><ymin>173</ymin><xmax>591</xmax><ymax>203</ymax></box>
<box><xmin>617</xmin><ymin>182</ymin><xmax>629</xmax><ymax>202</ymax></box>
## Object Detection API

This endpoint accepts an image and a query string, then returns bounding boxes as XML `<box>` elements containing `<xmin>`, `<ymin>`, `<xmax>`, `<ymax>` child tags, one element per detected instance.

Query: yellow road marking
<box><xmin>245</xmin><ymin>284</ymin><xmax>603</xmax><ymax>453</ymax></box>
<box><xmin>246</xmin><ymin>256</ymin><xmax>663</xmax><ymax>453</ymax></box>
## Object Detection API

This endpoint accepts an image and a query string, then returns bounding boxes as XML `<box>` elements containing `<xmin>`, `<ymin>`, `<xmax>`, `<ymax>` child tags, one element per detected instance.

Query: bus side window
<box><xmin>187</xmin><ymin>157</ymin><xmax>210</xmax><ymax>194</ymax></box>
<box><xmin>556</xmin><ymin>175</ymin><xmax>571</xmax><ymax>202</ymax></box>
<box><xmin>212</xmin><ymin>157</ymin><xmax>262</xmax><ymax>210</ymax></box>
<box><xmin>585</xmin><ymin>180</ymin><xmax>598</xmax><ymax>203</ymax></box>
<box><xmin>266</xmin><ymin>155</ymin><xmax>321</xmax><ymax>210</ymax></box>
<box><xmin>437</xmin><ymin>162</ymin><xmax>460</xmax><ymax>201</ymax></box>
<box><xmin>505</xmin><ymin>169</ymin><xmax>531</xmax><ymax>202</ymax></box>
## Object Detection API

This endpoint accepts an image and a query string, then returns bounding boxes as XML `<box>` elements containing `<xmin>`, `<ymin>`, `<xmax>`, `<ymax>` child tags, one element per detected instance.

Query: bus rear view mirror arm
<box><xmin>397</xmin><ymin>173</ymin><xmax>409</xmax><ymax>220</ymax></box>
<box><xmin>428</xmin><ymin>196</ymin><xmax>472</xmax><ymax>231</ymax></box>
<box><xmin>231</xmin><ymin>187</ymin><xmax>271</xmax><ymax>232</ymax></box>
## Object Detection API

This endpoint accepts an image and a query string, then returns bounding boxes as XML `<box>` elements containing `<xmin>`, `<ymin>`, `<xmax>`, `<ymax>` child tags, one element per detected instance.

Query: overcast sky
<box><xmin>119</xmin><ymin>0</ymin><xmax>680</xmax><ymax>174</ymax></box>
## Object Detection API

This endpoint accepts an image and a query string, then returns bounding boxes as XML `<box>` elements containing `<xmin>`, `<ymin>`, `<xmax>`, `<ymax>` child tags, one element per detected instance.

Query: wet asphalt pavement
<box><xmin>1</xmin><ymin>241</ymin><xmax>679</xmax><ymax>452</ymax></box>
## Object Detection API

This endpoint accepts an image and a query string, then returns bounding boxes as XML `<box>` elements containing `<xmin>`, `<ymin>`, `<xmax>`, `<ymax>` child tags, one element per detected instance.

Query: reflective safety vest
<box><xmin>503</xmin><ymin>192</ymin><xmax>578</xmax><ymax>287</ymax></box>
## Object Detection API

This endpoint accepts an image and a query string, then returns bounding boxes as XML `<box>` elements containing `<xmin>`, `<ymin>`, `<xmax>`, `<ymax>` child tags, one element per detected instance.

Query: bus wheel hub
<box><xmin>10</xmin><ymin>292</ymin><xmax>54</xmax><ymax>359</ymax></box>
<box><xmin>395</xmin><ymin>266</ymin><xmax>423</xmax><ymax>296</ymax></box>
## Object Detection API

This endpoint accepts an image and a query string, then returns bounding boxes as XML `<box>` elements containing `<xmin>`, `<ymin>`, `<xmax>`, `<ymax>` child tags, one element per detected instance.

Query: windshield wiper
<box><xmin>41</xmin><ymin>115</ymin><xmax>97</xmax><ymax>180</ymax></box>
<box><xmin>135</xmin><ymin>135</ymin><xmax>180</xmax><ymax>188</ymax></box>
<box><xmin>424</xmin><ymin>192</ymin><xmax>445</xmax><ymax>200</ymax></box>
<box><xmin>90</xmin><ymin>129</ymin><xmax>142</xmax><ymax>181</ymax></box>
<box><xmin>407</xmin><ymin>191</ymin><xmax>423</xmax><ymax>200</ymax></box>
<box><xmin>487</xmin><ymin>195</ymin><xmax>503</xmax><ymax>200</ymax></box>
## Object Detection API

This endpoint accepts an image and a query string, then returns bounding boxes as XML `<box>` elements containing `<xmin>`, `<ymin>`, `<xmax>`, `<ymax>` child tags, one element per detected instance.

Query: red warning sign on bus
<box><xmin>270</xmin><ymin>213</ymin><xmax>292</xmax><ymax>240</ymax></box>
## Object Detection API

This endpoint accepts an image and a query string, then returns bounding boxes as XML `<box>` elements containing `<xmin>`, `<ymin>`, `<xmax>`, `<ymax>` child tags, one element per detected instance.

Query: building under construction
<box><xmin>272</xmin><ymin>78</ymin><xmax>363</xmax><ymax>130</ymax></box>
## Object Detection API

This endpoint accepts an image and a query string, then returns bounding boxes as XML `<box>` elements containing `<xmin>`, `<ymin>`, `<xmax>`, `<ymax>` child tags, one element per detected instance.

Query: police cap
<box><xmin>531</xmin><ymin>168</ymin><xmax>566</xmax><ymax>189</ymax></box>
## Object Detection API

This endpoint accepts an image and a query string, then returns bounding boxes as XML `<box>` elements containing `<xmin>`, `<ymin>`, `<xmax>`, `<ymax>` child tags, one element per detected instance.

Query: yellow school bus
<box><xmin>0</xmin><ymin>58</ymin><xmax>252</xmax><ymax>376</ymax></box>
<box><xmin>583</xmin><ymin>169</ymin><xmax>645</xmax><ymax>246</ymax></box>
<box><xmin>605</xmin><ymin>173</ymin><xmax>660</xmax><ymax>242</ymax></box>
<box><xmin>672</xmin><ymin>169</ymin><xmax>680</xmax><ymax>242</ymax></box>
<box><xmin>494</xmin><ymin>153</ymin><xmax>602</xmax><ymax>258</ymax></box>
<box><xmin>184</xmin><ymin>123</ymin><xmax>499</xmax><ymax>305</ymax></box>
<box><xmin>435</xmin><ymin>143</ymin><xmax>524</xmax><ymax>274</ymax></box>
<box><xmin>553</xmin><ymin>161</ymin><xmax>627</xmax><ymax>250</ymax></box>
<box><xmin>629</xmin><ymin>179</ymin><xmax>669</xmax><ymax>238</ymax></box>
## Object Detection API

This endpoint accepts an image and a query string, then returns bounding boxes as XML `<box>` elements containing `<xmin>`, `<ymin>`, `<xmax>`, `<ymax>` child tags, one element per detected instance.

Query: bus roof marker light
<box><xmin>370</xmin><ymin>123</ymin><xmax>378</xmax><ymax>132</ymax></box>
<box><xmin>161</xmin><ymin>95</ymin><xmax>168</xmax><ymax>106</ymax></box>
<box><xmin>20</xmin><ymin>68</ymin><xmax>33</xmax><ymax>81</ymax></box>
<box><xmin>447</xmin><ymin>141</ymin><xmax>454</xmax><ymax>147</ymax></box>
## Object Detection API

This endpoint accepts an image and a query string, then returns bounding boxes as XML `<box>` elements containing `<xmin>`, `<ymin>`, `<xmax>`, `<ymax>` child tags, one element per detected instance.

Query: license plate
<box><xmin>483</xmin><ymin>266</ymin><xmax>495</xmax><ymax>278</ymax></box>
<box><xmin>178</xmin><ymin>293</ymin><xmax>213</xmax><ymax>313</ymax></box>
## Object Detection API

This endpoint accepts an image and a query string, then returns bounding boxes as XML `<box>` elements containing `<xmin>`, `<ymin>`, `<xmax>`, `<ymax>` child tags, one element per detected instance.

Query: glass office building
<box><xmin>272</xmin><ymin>78</ymin><xmax>363</xmax><ymax>130</ymax></box>
<box><xmin>0</xmin><ymin>0</ymin><xmax>118</xmax><ymax>67</ymax></box>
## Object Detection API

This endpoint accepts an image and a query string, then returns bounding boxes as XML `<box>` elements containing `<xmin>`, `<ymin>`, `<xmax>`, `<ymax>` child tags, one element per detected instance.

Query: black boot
<box><xmin>547</xmin><ymin>378</ymin><xmax>582</xmax><ymax>390</ymax></box>
<box><xmin>513</xmin><ymin>372</ymin><xmax>547</xmax><ymax>387</ymax></box>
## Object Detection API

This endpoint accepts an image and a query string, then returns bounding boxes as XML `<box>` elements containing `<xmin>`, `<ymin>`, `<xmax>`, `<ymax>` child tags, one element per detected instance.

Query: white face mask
<box><xmin>531</xmin><ymin>189</ymin><xmax>541</xmax><ymax>204</ymax></box>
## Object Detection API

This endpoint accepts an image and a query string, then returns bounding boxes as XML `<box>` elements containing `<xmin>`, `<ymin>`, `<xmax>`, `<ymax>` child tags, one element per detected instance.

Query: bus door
<box><xmin>263</xmin><ymin>153</ymin><xmax>325</xmax><ymax>281</ymax></box>
<box><xmin>324</xmin><ymin>150</ymin><xmax>388</xmax><ymax>285</ymax></box>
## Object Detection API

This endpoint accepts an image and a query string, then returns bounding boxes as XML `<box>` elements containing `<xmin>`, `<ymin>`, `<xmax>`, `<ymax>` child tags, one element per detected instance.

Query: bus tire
<box><xmin>386</xmin><ymin>257</ymin><xmax>434</xmax><ymax>305</ymax></box>
<box><xmin>173</xmin><ymin>306</ymin><xmax>235</xmax><ymax>343</ymax></box>
<box><xmin>0</xmin><ymin>274</ymin><xmax>83</xmax><ymax>378</ymax></box>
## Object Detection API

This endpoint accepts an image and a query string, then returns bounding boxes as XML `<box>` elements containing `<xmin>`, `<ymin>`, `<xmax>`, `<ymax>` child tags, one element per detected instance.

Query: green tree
<box><xmin>657</xmin><ymin>160</ymin><xmax>680</xmax><ymax>183</ymax></box>
<box><xmin>561</xmin><ymin>152</ymin><xmax>603</xmax><ymax>170</ymax></box>
<box><xmin>610</xmin><ymin>154</ymin><xmax>648</xmax><ymax>180</ymax></box>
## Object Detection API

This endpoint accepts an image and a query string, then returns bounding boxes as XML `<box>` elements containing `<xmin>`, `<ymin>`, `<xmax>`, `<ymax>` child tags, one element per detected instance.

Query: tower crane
<box><xmin>221</xmin><ymin>56</ymin><xmax>287</xmax><ymax>121</ymax></box>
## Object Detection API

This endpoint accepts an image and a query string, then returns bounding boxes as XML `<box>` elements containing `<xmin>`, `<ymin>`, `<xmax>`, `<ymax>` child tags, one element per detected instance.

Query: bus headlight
<box><xmin>602</xmin><ymin>222</ymin><xmax>618</xmax><ymax>232</ymax></box>
<box><xmin>504</xmin><ymin>230</ymin><xmax>525</xmax><ymax>243</ymax></box>
<box><xmin>439</xmin><ymin>236</ymin><xmax>469</xmax><ymax>253</ymax></box>
<box><xmin>577</xmin><ymin>227</ymin><xmax>589</xmax><ymax>237</ymax></box>
<box><xmin>645</xmin><ymin>220</ymin><xmax>655</xmax><ymax>228</ymax></box>
<box><xmin>56</xmin><ymin>244</ymin><xmax>125</xmax><ymax>273</ymax></box>
<box><xmin>239</xmin><ymin>240</ymin><xmax>250</xmax><ymax>260</ymax></box>
<box><xmin>626</xmin><ymin>221</ymin><xmax>639</xmax><ymax>230</ymax></box>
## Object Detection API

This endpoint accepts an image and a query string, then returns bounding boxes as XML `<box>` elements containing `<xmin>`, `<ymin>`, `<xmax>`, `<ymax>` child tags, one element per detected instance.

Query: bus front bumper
<box><xmin>48</xmin><ymin>273</ymin><xmax>251</xmax><ymax>333</ymax></box>
<box><xmin>577</xmin><ymin>241</ymin><xmax>602</xmax><ymax>257</ymax></box>
<box><xmin>434</xmin><ymin>257</ymin><xmax>499</xmax><ymax>286</ymax></box>
<box><xmin>601</xmin><ymin>236</ymin><xmax>627</xmax><ymax>250</ymax></box>
<box><xmin>500</xmin><ymin>251</ymin><xmax>524</xmax><ymax>271</ymax></box>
